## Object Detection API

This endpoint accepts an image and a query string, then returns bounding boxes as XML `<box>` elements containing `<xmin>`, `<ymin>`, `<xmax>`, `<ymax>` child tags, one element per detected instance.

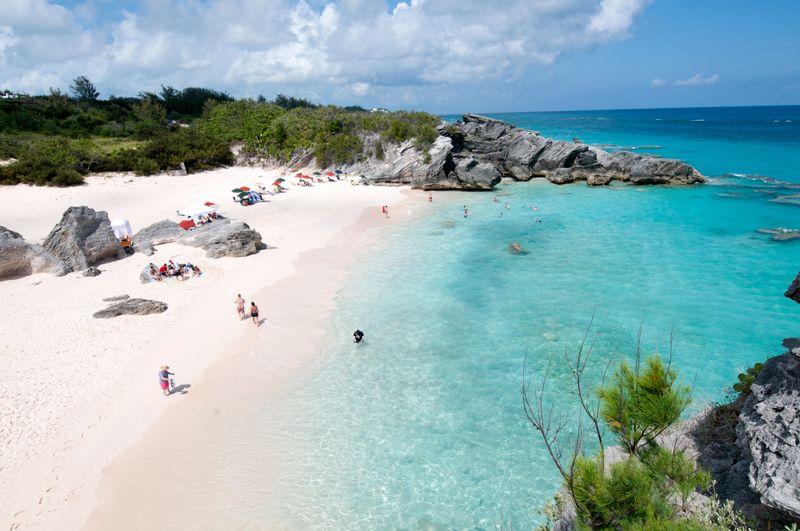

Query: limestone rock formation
<box><xmin>351</xmin><ymin>113</ymin><xmax>702</xmax><ymax>190</ymax></box>
<box><xmin>93</xmin><ymin>298</ymin><xmax>168</xmax><ymax>318</ymax></box>
<box><xmin>43</xmin><ymin>206</ymin><xmax>124</xmax><ymax>272</ymax></box>
<box><xmin>736</xmin><ymin>352</ymin><xmax>800</xmax><ymax>519</ymax></box>
<box><xmin>785</xmin><ymin>272</ymin><xmax>800</xmax><ymax>303</ymax></box>
<box><xmin>133</xmin><ymin>220</ymin><xmax>184</xmax><ymax>255</ymax></box>
<box><xmin>82</xmin><ymin>267</ymin><xmax>101</xmax><ymax>277</ymax></box>
<box><xmin>102</xmin><ymin>294</ymin><xmax>130</xmax><ymax>302</ymax></box>
<box><xmin>177</xmin><ymin>219</ymin><xmax>265</xmax><ymax>258</ymax></box>
<box><xmin>0</xmin><ymin>226</ymin><xmax>67</xmax><ymax>279</ymax></box>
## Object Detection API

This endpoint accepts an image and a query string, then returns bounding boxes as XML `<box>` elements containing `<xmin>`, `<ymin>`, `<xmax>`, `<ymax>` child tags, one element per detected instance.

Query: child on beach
<box><xmin>159</xmin><ymin>365</ymin><xmax>174</xmax><ymax>396</ymax></box>
<box><xmin>250</xmin><ymin>301</ymin><xmax>260</xmax><ymax>325</ymax></box>
<box><xmin>235</xmin><ymin>294</ymin><xmax>246</xmax><ymax>320</ymax></box>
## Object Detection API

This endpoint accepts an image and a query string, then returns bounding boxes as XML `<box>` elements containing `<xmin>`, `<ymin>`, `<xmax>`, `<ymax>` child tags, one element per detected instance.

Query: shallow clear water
<box><xmin>263</xmin><ymin>108</ymin><xmax>800</xmax><ymax>528</ymax></box>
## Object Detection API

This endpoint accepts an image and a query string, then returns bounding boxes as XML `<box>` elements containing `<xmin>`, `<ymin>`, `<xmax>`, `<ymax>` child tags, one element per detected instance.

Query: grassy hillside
<box><xmin>0</xmin><ymin>81</ymin><xmax>440</xmax><ymax>186</ymax></box>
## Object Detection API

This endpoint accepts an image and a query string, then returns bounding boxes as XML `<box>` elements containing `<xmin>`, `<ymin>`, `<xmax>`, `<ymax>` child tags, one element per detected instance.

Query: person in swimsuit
<box><xmin>428</xmin><ymin>192</ymin><xmax>432</xmax><ymax>203</ymax></box>
<box><xmin>235</xmin><ymin>294</ymin><xmax>246</xmax><ymax>320</ymax></box>
<box><xmin>159</xmin><ymin>365</ymin><xmax>174</xmax><ymax>396</ymax></box>
<box><xmin>250</xmin><ymin>301</ymin><xmax>260</xmax><ymax>325</ymax></box>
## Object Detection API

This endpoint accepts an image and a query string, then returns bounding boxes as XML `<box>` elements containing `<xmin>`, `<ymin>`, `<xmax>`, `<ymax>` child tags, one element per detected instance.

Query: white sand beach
<box><xmin>0</xmin><ymin>167</ymin><xmax>417</xmax><ymax>530</ymax></box>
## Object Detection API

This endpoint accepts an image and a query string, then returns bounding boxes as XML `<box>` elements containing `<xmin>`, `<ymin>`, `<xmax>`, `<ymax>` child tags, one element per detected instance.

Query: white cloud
<box><xmin>588</xmin><ymin>0</ymin><xmax>650</xmax><ymax>35</ymax></box>
<box><xmin>650</xmin><ymin>78</ymin><xmax>666</xmax><ymax>88</ymax></box>
<box><xmin>0</xmin><ymin>0</ymin><xmax>653</xmax><ymax>104</ymax></box>
<box><xmin>351</xmin><ymin>82</ymin><xmax>369</xmax><ymax>96</ymax></box>
<box><xmin>675</xmin><ymin>73</ymin><xmax>719</xmax><ymax>86</ymax></box>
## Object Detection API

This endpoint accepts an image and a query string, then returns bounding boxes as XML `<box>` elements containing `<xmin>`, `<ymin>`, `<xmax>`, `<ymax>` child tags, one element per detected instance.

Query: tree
<box><xmin>69</xmin><ymin>76</ymin><xmax>99</xmax><ymax>101</ymax></box>
<box><xmin>599</xmin><ymin>355</ymin><xmax>691</xmax><ymax>456</ymax></box>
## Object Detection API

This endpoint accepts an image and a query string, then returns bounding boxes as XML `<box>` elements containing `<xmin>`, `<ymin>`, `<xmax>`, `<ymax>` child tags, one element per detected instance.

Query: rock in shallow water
<box><xmin>93</xmin><ymin>298</ymin><xmax>167</xmax><ymax>318</ymax></box>
<box><xmin>785</xmin><ymin>273</ymin><xmax>800</xmax><ymax>303</ymax></box>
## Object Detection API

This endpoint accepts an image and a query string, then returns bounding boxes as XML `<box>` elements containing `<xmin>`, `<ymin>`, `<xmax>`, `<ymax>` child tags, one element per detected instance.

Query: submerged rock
<box><xmin>0</xmin><ymin>226</ymin><xmax>67</xmax><ymax>279</ymax></box>
<box><xmin>758</xmin><ymin>228</ymin><xmax>800</xmax><ymax>242</ymax></box>
<box><xmin>43</xmin><ymin>206</ymin><xmax>124</xmax><ymax>272</ymax></box>
<box><xmin>93</xmin><ymin>298</ymin><xmax>168</xmax><ymax>318</ymax></box>
<box><xmin>177</xmin><ymin>219</ymin><xmax>265</xmax><ymax>258</ymax></box>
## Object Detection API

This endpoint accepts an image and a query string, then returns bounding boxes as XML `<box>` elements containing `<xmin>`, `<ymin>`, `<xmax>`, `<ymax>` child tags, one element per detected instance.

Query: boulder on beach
<box><xmin>0</xmin><ymin>226</ymin><xmax>68</xmax><ymax>279</ymax></box>
<box><xmin>177</xmin><ymin>219</ymin><xmax>265</xmax><ymax>258</ymax></box>
<box><xmin>43</xmin><ymin>206</ymin><xmax>124</xmax><ymax>272</ymax></box>
<box><xmin>133</xmin><ymin>219</ymin><xmax>184</xmax><ymax>255</ymax></box>
<box><xmin>83</xmin><ymin>267</ymin><xmax>102</xmax><ymax>277</ymax></box>
<box><xmin>93</xmin><ymin>298</ymin><xmax>168</xmax><ymax>318</ymax></box>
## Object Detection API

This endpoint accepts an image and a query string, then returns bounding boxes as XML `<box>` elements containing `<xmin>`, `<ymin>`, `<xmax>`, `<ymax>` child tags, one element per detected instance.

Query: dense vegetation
<box><xmin>524</xmin><ymin>330</ymin><xmax>754</xmax><ymax>530</ymax></box>
<box><xmin>0</xmin><ymin>77</ymin><xmax>441</xmax><ymax>186</ymax></box>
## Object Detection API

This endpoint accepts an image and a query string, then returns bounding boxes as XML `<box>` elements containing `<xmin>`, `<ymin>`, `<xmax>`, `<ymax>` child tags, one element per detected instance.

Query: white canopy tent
<box><xmin>178</xmin><ymin>203</ymin><xmax>217</xmax><ymax>220</ymax></box>
<box><xmin>110</xmin><ymin>218</ymin><xmax>133</xmax><ymax>239</ymax></box>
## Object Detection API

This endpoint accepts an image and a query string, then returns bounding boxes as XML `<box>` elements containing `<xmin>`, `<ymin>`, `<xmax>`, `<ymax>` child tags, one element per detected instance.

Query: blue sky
<box><xmin>1</xmin><ymin>0</ymin><xmax>798</xmax><ymax>113</ymax></box>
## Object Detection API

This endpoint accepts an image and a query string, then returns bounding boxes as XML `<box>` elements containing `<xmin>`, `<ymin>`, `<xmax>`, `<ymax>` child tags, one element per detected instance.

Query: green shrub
<box><xmin>733</xmin><ymin>362</ymin><xmax>763</xmax><ymax>395</ymax></box>
<box><xmin>599</xmin><ymin>355</ymin><xmax>691</xmax><ymax>456</ymax></box>
<box><xmin>641</xmin><ymin>446</ymin><xmax>712</xmax><ymax>509</ymax></box>
<box><xmin>141</xmin><ymin>128</ymin><xmax>233</xmax><ymax>172</ymax></box>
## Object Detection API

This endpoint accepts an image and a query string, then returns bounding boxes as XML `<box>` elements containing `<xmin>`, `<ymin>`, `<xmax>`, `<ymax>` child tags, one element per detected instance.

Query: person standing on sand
<box><xmin>250</xmin><ymin>301</ymin><xmax>260</xmax><ymax>325</ymax></box>
<box><xmin>235</xmin><ymin>294</ymin><xmax>246</xmax><ymax>320</ymax></box>
<box><xmin>159</xmin><ymin>365</ymin><xmax>174</xmax><ymax>396</ymax></box>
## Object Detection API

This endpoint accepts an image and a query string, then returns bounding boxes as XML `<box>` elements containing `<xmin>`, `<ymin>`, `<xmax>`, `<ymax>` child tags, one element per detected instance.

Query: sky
<box><xmin>0</xmin><ymin>0</ymin><xmax>798</xmax><ymax>113</ymax></box>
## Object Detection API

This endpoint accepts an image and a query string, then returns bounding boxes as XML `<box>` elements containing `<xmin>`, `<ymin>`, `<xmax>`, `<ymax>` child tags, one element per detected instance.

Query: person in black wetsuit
<box><xmin>353</xmin><ymin>330</ymin><xmax>364</xmax><ymax>343</ymax></box>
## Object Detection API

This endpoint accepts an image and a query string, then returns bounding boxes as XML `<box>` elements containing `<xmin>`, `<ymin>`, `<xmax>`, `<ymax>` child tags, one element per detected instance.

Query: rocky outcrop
<box><xmin>736</xmin><ymin>352</ymin><xmax>800</xmax><ymax>519</ymax></box>
<box><xmin>43</xmin><ymin>206</ymin><xmax>124</xmax><ymax>272</ymax></box>
<box><xmin>93</xmin><ymin>298</ymin><xmax>168</xmax><ymax>318</ymax></box>
<box><xmin>177</xmin><ymin>219</ymin><xmax>265</xmax><ymax>258</ymax></box>
<box><xmin>758</xmin><ymin>228</ymin><xmax>800</xmax><ymax>242</ymax></box>
<box><xmin>133</xmin><ymin>220</ymin><xmax>184</xmax><ymax>255</ymax></box>
<box><xmin>0</xmin><ymin>226</ymin><xmax>67</xmax><ymax>279</ymax></box>
<box><xmin>785</xmin><ymin>273</ymin><xmax>800</xmax><ymax>303</ymax></box>
<box><xmin>351</xmin><ymin>114</ymin><xmax>702</xmax><ymax>190</ymax></box>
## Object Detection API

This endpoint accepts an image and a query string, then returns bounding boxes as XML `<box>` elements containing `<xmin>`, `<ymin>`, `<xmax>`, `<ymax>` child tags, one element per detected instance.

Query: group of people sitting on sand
<box><xmin>198</xmin><ymin>211</ymin><xmax>223</xmax><ymax>224</ymax></box>
<box><xmin>147</xmin><ymin>260</ymin><xmax>202</xmax><ymax>281</ymax></box>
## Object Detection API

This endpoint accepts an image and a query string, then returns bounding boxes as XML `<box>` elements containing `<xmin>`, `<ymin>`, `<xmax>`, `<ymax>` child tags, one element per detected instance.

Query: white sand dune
<box><xmin>0</xmin><ymin>167</ymin><xmax>415</xmax><ymax>530</ymax></box>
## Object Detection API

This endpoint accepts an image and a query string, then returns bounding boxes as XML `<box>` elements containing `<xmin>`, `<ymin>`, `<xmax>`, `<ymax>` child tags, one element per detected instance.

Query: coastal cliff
<box><xmin>346</xmin><ymin>114</ymin><xmax>704</xmax><ymax>190</ymax></box>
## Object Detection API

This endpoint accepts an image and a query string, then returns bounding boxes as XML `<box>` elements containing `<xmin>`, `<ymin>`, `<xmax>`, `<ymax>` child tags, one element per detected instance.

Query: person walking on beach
<box><xmin>235</xmin><ymin>294</ymin><xmax>246</xmax><ymax>320</ymax></box>
<box><xmin>159</xmin><ymin>365</ymin><xmax>174</xmax><ymax>396</ymax></box>
<box><xmin>250</xmin><ymin>301</ymin><xmax>260</xmax><ymax>325</ymax></box>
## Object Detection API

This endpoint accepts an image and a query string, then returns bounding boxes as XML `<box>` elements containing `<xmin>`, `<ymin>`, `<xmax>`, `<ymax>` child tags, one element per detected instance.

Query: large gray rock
<box><xmin>43</xmin><ymin>206</ymin><xmax>124</xmax><ymax>272</ymax></box>
<box><xmin>0</xmin><ymin>226</ymin><xmax>67</xmax><ymax>279</ymax></box>
<box><xmin>133</xmin><ymin>220</ymin><xmax>184</xmax><ymax>255</ymax></box>
<box><xmin>177</xmin><ymin>219</ymin><xmax>265</xmax><ymax>258</ymax></box>
<box><xmin>93</xmin><ymin>298</ymin><xmax>168</xmax><ymax>318</ymax></box>
<box><xmin>785</xmin><ymin>272</ymin><xmax>800</xmax><ymax>303</ymax></box>
<box><xmin>736</xmin><ymin>352</ymin><xmax>800</xmax><ymax>518</ymax></box>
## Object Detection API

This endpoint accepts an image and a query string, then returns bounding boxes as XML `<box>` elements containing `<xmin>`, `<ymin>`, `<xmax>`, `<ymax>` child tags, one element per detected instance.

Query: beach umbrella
<box><xmin>272</xmin><ymin>179</ymin><xmax>283</xmax><ymax>186</ymax></box>
<box><xmin>275</xmin><ymin>177</ymin><xmax>285</xmax><ymax>182</ymax></box>
<box><xmin>326</xmin><ymin>171</ymin><xmax>335</xmax><ymax>176</ymax></box>
<box><xmin>295</xmin><ymin>172</ymin><xmax>304</xmax><ymax>177</ymax></box>
<box><xmin>334</xmin><ymin>169</ymin><xmax>342</xmax><ymax>174</ymax></box>
<box><xmin>203</xmin><ymin>201</ymin><xmax>218</xmax><ymax>207</ymax></box>
<box><xmin>313</xmin><ymin>171</ymin><xmax>322</xmax><ymax>175</ymax></box>
<box><xmin>239</xmin><ymin>186</ymin><xmax>251</xmax><ymax>192</ymax></box>
<box><xmin>299</xmin><ymin>174</ymin><xmax>312</xmax><ymax>179</ymax></box>
<box><xmin>231</xmin><ymin>188</ymin><xmax>243</xmax><ymax>193</ymax></box>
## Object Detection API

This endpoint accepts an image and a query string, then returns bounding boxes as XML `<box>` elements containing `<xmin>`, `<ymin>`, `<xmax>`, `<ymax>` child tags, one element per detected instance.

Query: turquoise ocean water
<box><xmin>263</xmin><ymin>106</ymin><xmax>800</xmax><ymax>528</ymax></box>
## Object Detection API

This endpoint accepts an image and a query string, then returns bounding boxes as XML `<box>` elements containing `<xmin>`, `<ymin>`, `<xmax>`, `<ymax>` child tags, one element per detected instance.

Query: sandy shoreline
<box><xmin>0</xmin><ymin>167</ymin><xmax>416</xmax><ymax>530</ymax></box>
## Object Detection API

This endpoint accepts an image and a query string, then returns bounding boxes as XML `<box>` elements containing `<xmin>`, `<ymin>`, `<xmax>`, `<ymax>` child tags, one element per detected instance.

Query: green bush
<box><xmin>599</xmin><ymin>356</ymin><xmax>691</xmax><ymax>456</ymax></box>
<box><xmin>641</xmin><ymin>446</ymin><xmax>711</xmax><ymax>509</ymax></box>
<box><xmin>733</xmin><ymin>362</ymin><xmax>763</xmax><ymax>395</ymax></box>
<box><xmin>141</xmin><ymin>128</ymin><xmax>233</xmax><ymax>172</ymax></box>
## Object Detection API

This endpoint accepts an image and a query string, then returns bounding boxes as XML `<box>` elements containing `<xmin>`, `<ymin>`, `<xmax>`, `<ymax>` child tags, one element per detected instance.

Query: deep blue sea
<box><xmin>269</xmin><ymin>107</ymin><xmax>800</xmax><ymax>528</ymax></box>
